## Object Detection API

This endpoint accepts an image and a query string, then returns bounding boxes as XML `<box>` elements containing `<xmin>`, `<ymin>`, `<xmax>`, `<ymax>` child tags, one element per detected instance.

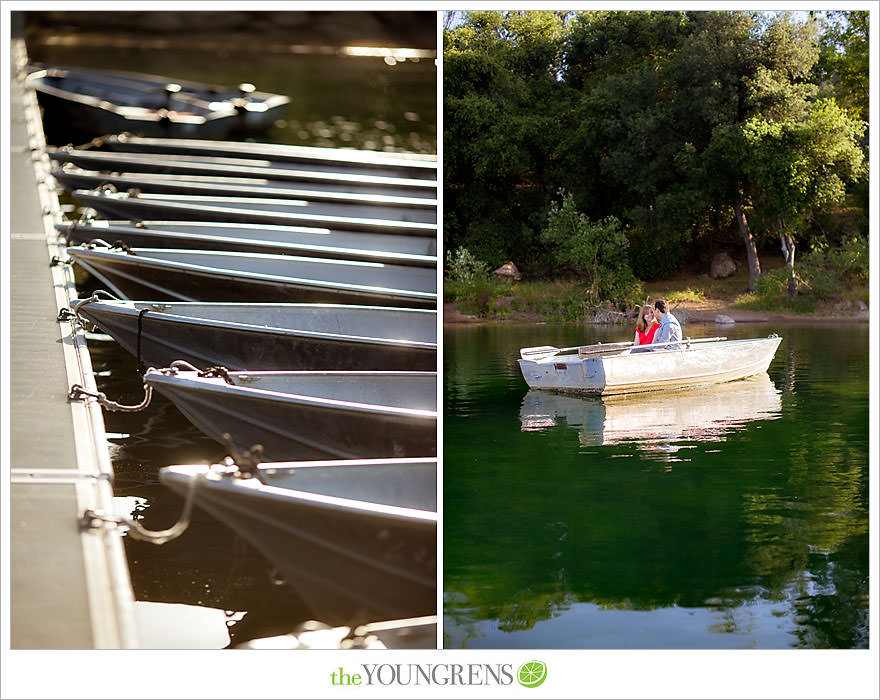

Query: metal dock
<box><xmin>6</xmin><ymin>37</ymin><xmax>137</xmax><ymax>648</ymax></box>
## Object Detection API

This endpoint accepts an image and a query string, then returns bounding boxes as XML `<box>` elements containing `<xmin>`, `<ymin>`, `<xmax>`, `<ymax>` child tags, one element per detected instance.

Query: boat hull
<box><xmin>101</xmin><ymin>134</ymin><xmax>437</xmax><ymax>178</ymax></box>
<box><xmin>65</xmin><ymin>247</ymin><xmax>437</xmax><ymax>308</ymax></box>
<box><xmin>71</xmin><ymin>190</ymin><xmax>437</xmax><ymax>235</ymax></box>
<box><xmin>58</xmin><ymin>220</ymin><xmax>437</xmax><ymax>266</ymax></box>
<box><xmin>70</xmin><ymin>299</ymin><xmax>436</xmax><ymax>371</ymax></box>
<box><xmin>160</xmin><ymin>459</ymin><xmax>437</xmax><ymax>625</ymax></box>
<box><xmin>52</xmin><ymin>168</ymin><xmax>436</xmax><ymax>213</ymax></box>
<box><xmin>144</xmin><ymin>370</ymin><xmax>437</xmax><ymax>461</ymax></box>
<box><xmin>49</xmin><ymin>149</ymin><xmax>437</xmax><ymax>198</ymax></box>
<box><xmin>518</xmin><ymin>336</ymin><xmax>782</xmax><ymax>395</ymax></box>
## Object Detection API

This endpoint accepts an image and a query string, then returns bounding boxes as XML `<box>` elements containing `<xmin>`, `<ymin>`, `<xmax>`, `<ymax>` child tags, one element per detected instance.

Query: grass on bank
<box><xmin>445</xmin><ymin>236</ymin><xmax>869</xmax><ymax>321</ymax></box>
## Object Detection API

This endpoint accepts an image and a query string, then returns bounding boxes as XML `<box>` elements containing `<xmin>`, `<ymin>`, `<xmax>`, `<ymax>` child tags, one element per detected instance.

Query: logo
<box><xmin>517</xmin><ymin>660</ymin><xmax>548</xmax><ymax>688</ymax></box>
<box><xmin>328</xmin><ymin>661</ymin><xmax>547</xmax><ymax>688</ymax></box>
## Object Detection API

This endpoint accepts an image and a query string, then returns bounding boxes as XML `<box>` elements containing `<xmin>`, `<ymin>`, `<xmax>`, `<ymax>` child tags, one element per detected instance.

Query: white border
<box><xmin>3</xmin><ymin>3</ymin><xmax>878</xmax><ymax>700</ymax></box>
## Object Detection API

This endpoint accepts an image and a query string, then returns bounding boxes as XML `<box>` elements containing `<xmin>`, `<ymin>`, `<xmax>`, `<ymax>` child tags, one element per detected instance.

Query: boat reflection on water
<box><xmin>520</xmin><ymin>372</ymin><xmax>782</xmax><ymax>459</ymax></box>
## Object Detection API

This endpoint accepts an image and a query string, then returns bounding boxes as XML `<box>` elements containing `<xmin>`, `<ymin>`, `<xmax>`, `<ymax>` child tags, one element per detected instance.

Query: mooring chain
<box><xmin>80</xmin><ymin>469</ymin><xmax>204</xmax><ymax>545</ymax></box>
<box><xmin>68</xmin><ymin>382</ymin><xmax>153</xmax><ymax>412</ymax></box>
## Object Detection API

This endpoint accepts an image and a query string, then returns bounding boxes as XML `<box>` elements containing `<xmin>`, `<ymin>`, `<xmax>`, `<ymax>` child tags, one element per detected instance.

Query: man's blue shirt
<box><xmin>653</xmin><ymin>312</ymin><xmax>682</xmax><ymax>349</ymax></box>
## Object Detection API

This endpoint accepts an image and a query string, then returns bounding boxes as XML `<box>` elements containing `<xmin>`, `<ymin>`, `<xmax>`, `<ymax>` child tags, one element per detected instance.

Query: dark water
<box><xmin>29</xmin><ymin>26</ymin><xmax>436</xmax><ymax>648</ymax></box>
<box><xmin>443</xmin><ymin>322</ymin><xmax>869</xmax><ymax>649</ymax></box>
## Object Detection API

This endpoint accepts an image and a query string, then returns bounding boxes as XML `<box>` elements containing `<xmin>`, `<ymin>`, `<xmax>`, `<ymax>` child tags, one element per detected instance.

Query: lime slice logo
<box><xmin>517</xmin><ymin>660</ymin><xmax>547</xmax><ymax>688</ymax></box>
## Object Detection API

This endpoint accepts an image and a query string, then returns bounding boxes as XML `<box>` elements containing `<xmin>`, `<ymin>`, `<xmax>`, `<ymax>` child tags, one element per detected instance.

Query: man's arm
<box><xmin>653</xmin><ymin>321</ymin><xmax>670</xmax><ymax>345</ymax></box>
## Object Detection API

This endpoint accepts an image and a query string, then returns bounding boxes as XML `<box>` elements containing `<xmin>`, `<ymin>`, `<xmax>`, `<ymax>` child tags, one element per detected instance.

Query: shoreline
<box><xmin>444</xmin><ymin>301</ymin><xmax>869</xmax><ymax>326</ymax></box>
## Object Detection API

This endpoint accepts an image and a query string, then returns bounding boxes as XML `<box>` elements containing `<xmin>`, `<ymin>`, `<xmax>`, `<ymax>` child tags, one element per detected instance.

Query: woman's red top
<box><xmin>637</xmin><ymin>321</ymin><xmax>659</xmax><ymax>345</ymax></box>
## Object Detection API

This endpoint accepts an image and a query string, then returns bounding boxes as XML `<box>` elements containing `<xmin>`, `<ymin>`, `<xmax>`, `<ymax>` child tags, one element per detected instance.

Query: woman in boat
<box><xmin>633</xmin><ymin>304</ymin><xmax>660</xmax><ymax>346</ymax></box>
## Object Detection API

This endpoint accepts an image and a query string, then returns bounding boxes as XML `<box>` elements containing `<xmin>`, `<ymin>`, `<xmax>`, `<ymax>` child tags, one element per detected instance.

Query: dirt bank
<box><xmin>444</xmin><ymin>298</ymin><xmax>869</xmax><ymax>326</ymax></box>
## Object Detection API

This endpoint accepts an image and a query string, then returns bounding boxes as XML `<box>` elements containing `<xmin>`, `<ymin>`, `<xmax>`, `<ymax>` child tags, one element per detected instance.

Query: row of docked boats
<box><xmin>37</xmin><ymin>66</ymin><xmax>439</xmax><ymax>638</ymax></box>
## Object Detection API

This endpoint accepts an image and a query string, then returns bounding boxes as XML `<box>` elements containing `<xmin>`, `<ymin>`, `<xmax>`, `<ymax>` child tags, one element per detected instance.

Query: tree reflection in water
<box><xmin>444</xmin><ymin>324</ymin><xmax>869</xmax><ymax>648</ymax></box>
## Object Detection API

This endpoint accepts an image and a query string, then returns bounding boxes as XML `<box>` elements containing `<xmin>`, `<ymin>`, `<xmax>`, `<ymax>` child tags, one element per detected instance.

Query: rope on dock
<box><xmin>68</xmin><ymin>382</ymin><xmax>154</xmax><ymax>412</ymax></box>
<box><xmin>68</xmin><ymin>289</ymin><xmax>121</xmax><ymax>329</ymax></box>
<box><xmin>81</xmin><ymin>471</ymin><xmax>204</xmax><ymax>545</ymax></box>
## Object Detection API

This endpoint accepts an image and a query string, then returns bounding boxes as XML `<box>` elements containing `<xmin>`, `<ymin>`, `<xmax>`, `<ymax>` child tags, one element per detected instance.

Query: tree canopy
<box><xmin>444</xmin><ymin>10</ymin><xmax>868</xmax><ymax>295</ymax></box>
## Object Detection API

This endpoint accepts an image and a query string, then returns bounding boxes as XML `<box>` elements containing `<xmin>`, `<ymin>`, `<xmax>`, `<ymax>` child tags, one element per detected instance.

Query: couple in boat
<box><xmin>632</xmin><ymin>299</ymin><xmax>682</xmax><ymax>351</ymax></box>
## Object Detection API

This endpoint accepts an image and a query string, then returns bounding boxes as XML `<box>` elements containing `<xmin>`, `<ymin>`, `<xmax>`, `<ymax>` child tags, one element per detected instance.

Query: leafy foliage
<box><xmin>444</xmin><ymin>247</ymin><xmax>509</xmax><ymax>316</ymax></box>
<box><xmin>445</xmin><ymin>246</ymin><xmax>490</xmax><ymax>282</ymax></box>
<box><xmin>539</xmin><ymin>192</ymin><xmax>642</xmax><ymax>307</ymax></box>
<box><xmin>444</xmin><ymin>10</ymin><xmax>868</xmax><ymax>306</ymax></box>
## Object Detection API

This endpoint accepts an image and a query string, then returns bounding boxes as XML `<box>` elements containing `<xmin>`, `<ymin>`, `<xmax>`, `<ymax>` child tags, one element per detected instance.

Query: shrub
<box><xmin>733</xmin><ymin>236</ymin><xmax>867</xmax><ymax>312</ymax></box>
<box><xmin>540</xmin><ymin>191</ymin><xmax>643</xmax><ymax>308</ymax></box>
<box><xmin>444</xmin><ymin>247</ymin><xmax>507</xmax><ymax>316</ymax></box>
<box><xmin>445</xmin><ymin>246</ymin><xmax>491</xmax><ymax>282</ymax></box>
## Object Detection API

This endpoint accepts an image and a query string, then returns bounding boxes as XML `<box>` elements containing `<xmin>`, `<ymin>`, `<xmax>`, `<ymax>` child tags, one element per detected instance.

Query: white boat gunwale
<box><xmin>54</xmin><ymin>154</ymin><xmax>437</xmax><ymax>190</ymax></box>
<box><xmin>165</xmin><ymin>464</ymin><xmax>437</xmax><ymax>524</ymax></box>
<box><xmin>72</xmin><ymin>189</ymin><xmax>439</xmax><ymax>234</ymax></box>
<box><xmin>107</xmin><ymin>135</ymin><xmax>438</xmax><ymax>169</ymax></box>
<box><xmin>70</xmin><ymin>229</ymin><xmax>438</xmax><ymax>267</ymax></box>
<box><xmin>66</xmin><ymin>246</ymin><xmax>438</xmax><ymax>301</ymax></box>
<box><xmin>144</xmin><ymin>369</ymin><xmax>439</xmax><ymax>420</ymax></box>
<box><xmin>53</xmin><ymin>170</ymin><xmax>439</xmax><ymax>208</ymax></box>
<box><xmin>530</xmin><ymin>336</ymin><xmax>777</xmax><ymax>362</ymax></box>
<box><xmin>185</xmin><ymin>480</ymin><xmax>435</xmax><ymax>586</ymax></box>
<box><xmin>30</xmin><ymin>79</ymin><xmax>236</xmax><ymax>123</ymax></box>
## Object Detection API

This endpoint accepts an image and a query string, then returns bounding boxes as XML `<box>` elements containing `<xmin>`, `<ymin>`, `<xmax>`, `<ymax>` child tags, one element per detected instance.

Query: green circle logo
<box><xmin>517</xmin><ymin>660</ymin><xmax>547</xmax><ymax>688</ymax></box>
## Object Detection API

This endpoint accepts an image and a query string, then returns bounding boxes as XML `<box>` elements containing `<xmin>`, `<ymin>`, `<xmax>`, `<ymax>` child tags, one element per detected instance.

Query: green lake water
<box><xmin>443</xmin><ymin>322</ymin><xmax>869</xmax><ymax>649</ymax></box>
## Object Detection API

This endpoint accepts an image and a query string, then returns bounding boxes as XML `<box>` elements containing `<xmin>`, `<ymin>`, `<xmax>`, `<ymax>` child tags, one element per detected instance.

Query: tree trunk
<box><xmin>779</xmin><ymin>224</ymin><xmax>797</xmax><ymax>297</ymax></box>
<box><xmin>734</xmin><ymin>200</ymin><xmax>761</xmax><ymax>292</ymax></box>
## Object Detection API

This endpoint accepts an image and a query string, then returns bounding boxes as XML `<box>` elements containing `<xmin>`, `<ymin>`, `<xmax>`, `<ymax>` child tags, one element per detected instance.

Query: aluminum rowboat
<box><xmin>69</xmin><ymin>299</ymin><xmax>436</xmax><ymax>371</ymax></box>
<box><xmin>57</xmin><ymin>220</ymin><xmax>437</xmax><ymax>266</ymax></box>
<box><xmin>160</xmin><ymin>458</ymin><xmax>436</xmax><ymax>626</ymax></box>
<box><xmin>71</xmin><ymin>189</ymin><xmax>437</xmax><ymax>234</ymax></box>
<box><xmin>48</xmin><ymin>149</ymin><xmax>437</xmax><ymax>197</ymax></box>
<box><xmin>51</xmin><ymin>166</ymin><xmax>436</xmax><ymax>213</ymax></box>
<box><xmin>27</xmin><ymin>66</ymin><xmax>288</xmax><ymax>139</ymax></box>
<box><xmin>65</xmin><ymin>246</ymin><xmax>437</xmax><ymax>308</ymax></box>
<box><xmin>143</xmin><ymin>369</ymin><xmax>437</xmax><ymax>460</ymax></box>
<box><xmin>517</xmin><ymin>336</ymin><xmax>782</xmax><ymax>395</ymax></box>
<box><xmin>99</xmin><ymin>134</ymin><xmax>437</xmax><ymax>176</ymax></box>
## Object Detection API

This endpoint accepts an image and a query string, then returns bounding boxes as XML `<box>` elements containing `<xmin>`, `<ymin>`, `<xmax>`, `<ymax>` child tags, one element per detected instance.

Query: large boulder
<box><xmin>493</xmin><ymin>261</ymin><xmax>521</xmax><ymax>283</ymax></box>
<box><xmin>710</xmin><ymin>252</ymin><xmax>737</xmax><ymax>279</ymax></box>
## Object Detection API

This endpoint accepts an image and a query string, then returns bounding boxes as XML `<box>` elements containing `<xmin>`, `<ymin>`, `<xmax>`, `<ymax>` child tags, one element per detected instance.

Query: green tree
<box><xmin>540</xmin><ymin>191</ymin><xmax>639</xmax><ymax>306</ymax></box>
<box><xmin>444</xmin><ymin>11</ymin><xmax>571</xmax><ymax>265</ymax></box>
<box><xmin>560</xmin><ymin>11</ymin><xmax>694</xmax><ymax>279</ymax></box>
<box><xmin>813</xmin><ymin>10</ymin><xmax>869</xmax><ymax>122</ymax></box>
<box><xmin>738</xmin><ymin>98</ymin><xmax>866</xmax><ymax>296</ymax></box>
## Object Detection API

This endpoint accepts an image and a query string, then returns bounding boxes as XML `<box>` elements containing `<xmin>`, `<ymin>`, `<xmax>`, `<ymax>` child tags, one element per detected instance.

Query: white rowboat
<box><xmin>517</xmin><ymin>336</ymin><xmax>782</xmax><ymax>395</ymax></box>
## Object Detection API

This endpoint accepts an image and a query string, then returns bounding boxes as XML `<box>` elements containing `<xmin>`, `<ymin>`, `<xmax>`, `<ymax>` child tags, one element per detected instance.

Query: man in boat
<box><xmin>651</xmin><ymin>299</ymin><xmax>682</xmax><ymax>350</ymax></box>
